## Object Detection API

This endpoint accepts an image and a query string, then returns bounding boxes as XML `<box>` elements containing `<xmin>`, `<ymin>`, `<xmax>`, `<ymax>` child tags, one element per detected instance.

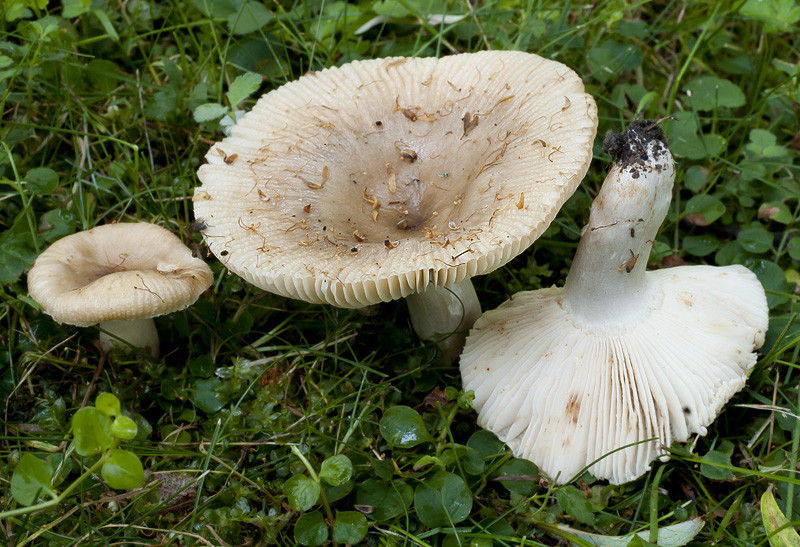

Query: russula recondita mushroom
<box><xmin>195</xmin><ymin>51</ymin><xmax>597</xmax><ymax>360</ymax></box>
<box><xmin>460</xmin><ymin>120</ymin><xmax>768</xmax><ymax>484</ymax></box>
<box><xmin>27</xmin><ymin>223</ymin><xmax>213</xmax><ymax>358</ymax></box>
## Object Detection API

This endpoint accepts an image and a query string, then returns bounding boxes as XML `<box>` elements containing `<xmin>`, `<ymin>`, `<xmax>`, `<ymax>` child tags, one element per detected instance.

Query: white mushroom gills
<box><xmin>460</xmin><ymin>120</ymin><xmax>769</xmax><ymax>484</ymax></box>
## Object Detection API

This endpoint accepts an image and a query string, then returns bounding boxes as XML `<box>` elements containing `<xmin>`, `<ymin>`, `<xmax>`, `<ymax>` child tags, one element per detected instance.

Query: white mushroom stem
<box><xmin>562</xmin><ymin>132</ymin><xmax>674</xmax><ymax>324</ymax></box>
<box><xmin>99</xmin><ymin>319</ymin><xmax>160</xmax><ymax>358</ymax></box>
<box><xmin>406</xmin><ymin>279</ymin><xmax>482</xmax><ymax>364</ymax></box>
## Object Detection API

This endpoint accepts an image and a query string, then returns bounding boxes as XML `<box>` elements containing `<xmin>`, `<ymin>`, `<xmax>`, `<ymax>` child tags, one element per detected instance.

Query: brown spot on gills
<box><xmin>566</xmin><ymin>393</ymin><xmax>581</xmax><ymax>424</ymax></box>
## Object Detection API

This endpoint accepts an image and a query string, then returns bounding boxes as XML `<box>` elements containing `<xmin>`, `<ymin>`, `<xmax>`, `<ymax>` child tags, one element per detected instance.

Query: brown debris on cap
<box><xmin>195</xmin><ymin>50</ymin><xmax>597</xmax><ymax>307</ymax></box>
<box><xmin>27</xmin><ymin>223</ymin><xmax>213</xmax><ymax>326</ymax></box>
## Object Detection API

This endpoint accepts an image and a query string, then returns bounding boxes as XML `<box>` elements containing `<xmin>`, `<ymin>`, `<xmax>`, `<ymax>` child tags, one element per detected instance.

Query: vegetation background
<box><xmin>1</xmin><ymin>0</ymin><xmax>800</xmax><ymax>545</ymax></box>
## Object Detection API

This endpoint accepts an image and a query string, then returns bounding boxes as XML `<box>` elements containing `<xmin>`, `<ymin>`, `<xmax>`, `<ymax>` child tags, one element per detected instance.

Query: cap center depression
<box><xmin>264</xmin><ymin>95</ymin><xmax>523</xmax><ymax>252</ymax></box>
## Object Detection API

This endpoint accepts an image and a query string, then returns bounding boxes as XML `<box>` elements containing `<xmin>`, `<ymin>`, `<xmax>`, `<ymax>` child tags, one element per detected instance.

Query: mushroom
<box><xmin>460</xmin><ymin>120</ymin><xmax>769</xmax><ymax>484</ymax></box>
<box><xmin>27</xmin><ymin>223</ymin><xmax>214</xmax><ymax>358</ymax></box>
<box><xmin>194</xmin><ymin>51</ymin><xmax>597</xmax><ymax>360</ymax></box>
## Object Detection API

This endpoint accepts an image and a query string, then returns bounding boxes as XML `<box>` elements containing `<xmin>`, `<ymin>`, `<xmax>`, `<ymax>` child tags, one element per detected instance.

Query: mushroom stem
<box><xmin>99</xmin><ymin>319</ymin><xmax>160</xmax><ymax>358</ymax></box>
<box><xmin>406</xmin><ymin>279</ymin><xmax>482</xmax><ymax>364</ymax></box>
<box><xmin>562</xmin><ymin>122</ymin><xmax>675</xmax><ymax>325</ymax></box>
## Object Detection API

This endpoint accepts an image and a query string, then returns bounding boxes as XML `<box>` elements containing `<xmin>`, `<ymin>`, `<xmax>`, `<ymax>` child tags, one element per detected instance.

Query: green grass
<box><xmin>2</xmin><ymin>0</ymin><xmax>800</xmax><ymax>545</ymax></box>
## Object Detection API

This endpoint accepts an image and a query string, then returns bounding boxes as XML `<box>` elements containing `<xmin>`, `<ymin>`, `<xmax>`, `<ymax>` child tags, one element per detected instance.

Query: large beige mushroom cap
<box><xmin>195</xmin><ymin>50</ymin><xmax>597</xmax><ymax>308</ymax></box>
<box><xmin>27</xmin><ymin>223</ymin><xmax>213</xmax><ymax>357</ymax></box>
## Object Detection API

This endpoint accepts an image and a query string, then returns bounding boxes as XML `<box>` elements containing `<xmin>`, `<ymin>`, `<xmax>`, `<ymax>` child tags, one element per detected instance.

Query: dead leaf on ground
<box><xmin>421</xmin><ymin>386</ymin><xmax>449</xmax><ymax>410</ymax></box>
<box><xmin>684</xmin><ymin>213</ymin><xmax>708</xmax><ymax>226</ymax></box>
<box><xmin>662</xmin><ymin>254</ymin><xmax>688</xmax><ymax>268</ymax></box>
<box><xmin>789</xmin><ymin>130</ymin><xmax>800</xmax><ymax>151</ymax></box>
<box><xmin>758</xmin><ymin>206</ymin><xmax>781</xmax><ymax>220</ymax></box>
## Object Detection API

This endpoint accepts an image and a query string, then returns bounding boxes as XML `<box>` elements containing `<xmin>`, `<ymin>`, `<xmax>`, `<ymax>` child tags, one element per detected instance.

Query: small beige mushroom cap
<box><xmin>27</xmin><ymin>223</ymin><xmax>213</xmax><ymax>326</ymax></box>
<box><xmin>195</xmin><ymin>50</ymin><xmax>597</xmax><ymax>308</ymax></box>
<box><xmin>460</xmin><ymin>264</ymin><xmax>768</xmax><ymax>484</ymax></box>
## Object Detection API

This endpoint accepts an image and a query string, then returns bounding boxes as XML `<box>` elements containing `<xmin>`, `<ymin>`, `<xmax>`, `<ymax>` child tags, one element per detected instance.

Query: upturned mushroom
<box><xmin>27</xmin><ymin>223</ymin><xmax>213</xmax><ymax>358</ymax></box>
<box><xmin>460</xmin><ymin>120</ymin><xmax>768</xmax><ymax>484</ymax></box>
<box><xmin>194</xmin><ymin>51</ymin><xmax>597</xmax><ymax>360</ymax></box>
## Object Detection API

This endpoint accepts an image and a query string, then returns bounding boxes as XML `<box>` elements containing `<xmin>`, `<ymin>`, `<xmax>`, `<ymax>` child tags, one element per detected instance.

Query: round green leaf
<box><xmin>413</xmin><ymin>471</ymin><xmax>472</xmax><ymax>528</ymax></box>
<box><xmin>101</xmin><ymin>449</ymin><xmax>145</xmax><ymax>490</ymax></box>
<box><xmin>672</xmin><ymin>133</ymin><xmax>708</xmax><ymax>159</ymax></box>
<box><xmin>498</xmin><ymin>458</ymin><xmax>539</xmax><ymax>496</ymax></box>
<box><xmin>439</xmin><ymin>445</ymin><xmax>485</xmax><ymax>476</ymax></box>
<box><xmin>379</xmin><ymin>405</ymin><xmax>432</xmax><ymax>448</ymax></box>
<box><xmin>189</xmin><ymin>377</ymin><xmax>227</xmax><ymax>413</ymax></box>
<box><xmin>462</xmin><ymin>447</ymin><xmax>486</xmax><ymax>475</ymax></box>
<box><xmin>747</xmin><ymin>129</ymin><xmax>788</xmax><ymax>158</ymax></box>
<box><xmin>684</xmin><ymin>194</ymin><xmax>725</xmax><ymax>225</ymax></box>
<box><xmin>160</xmin><ymin>378</ymin><xmax>181</xmax><ymax>400</ymax></box>
<box><xmin>665</xmin><ymin>112</ymin><xmax>703</xmax><ymax>159</ymax></box>
<box><xmin>40</xmin><ymin>209</ymin><xmax>77</xmax><ymax>244</ymax></box>
<box><xmin>227</xmin><ymin>72</ymin><xmax>262</xmax><ymax>108</ymax></box>
<box><xmin>700</xmin><ymin>133</ymin><xmax>726</xmax><ymax>157</ymax></box>
<box><xmin>333</xmin><ymin>511</ymin><xmax>368</xmax><ymax>544</ymax></box>
<box><xmin>744</xmin><ymin>258</ymin><xmax>791</xmax><ymax>308</ymax></box>
<box><xmin>477</xmin><ymin>516</ymin><xmax>516</xmax><ymax>537</ymax></box>
<box><xmin>132</xmin><ymin>413</ymin><xmax>151</xmax><ymax>441</ymax></box>
<box><xmin>193</xmin><ymin>102</ymin><xmax>228</xmax><ymax>123</ymax></box>
<box><xmin>699</xmin><ymin>440</ymin><xmax>734</xmax><ymax>480</ymax></box>
<box><xmin>742</xmin><ymin>0</ymin><xmax>800</xmax><ymax>32</ymax></box>
<box><xmin>685</xmin><ymin>76</ymin><xmax>745</xmax><ymax>111</ymax></box>
<box><xmin>682</xmin><ymin>165</ymin><xmax>707</xmax><ymax>192</ymax></box>
<box><xmin>737</xmin><ymin>227</ymin><xmax>773</xmax><ymax>254</ymax></box>
<box><xmin>682</xmin><ymin>234</ymin><xmax>720</xmax><ymax>257</ymax></box>
<box><xmin>87</xmin><ymin>58</ymin><xmax>120</xmax><ymax>92</ymax></box>
<box><xmin>714</xmin><ymin>240</ymin><xmax>746</xmax><ymax>266</ymax></box>
<box><xmin>110</xmin><ymin>415</ymin><xmax>138</xmax><ymax>440</ymax></box>
<box><xmin>95</xmin><ymin>393</ymin><xmax>121</xmax><ymax>417</ymax></box>
<box><xmin>586</xmin><ymin>39</ymin><xmax>643</xmax><ymax>84</ymax></box>
<box><xmin>72</xmin><ymin>407</ymin><xmax>114</xmax><ymax>456</ymax></box>
<box><xmin>319</xmin><ymin>454</ymin><xmax>352</xmax><ymax>486</ymax></box>
<box><xmin>283</xmin><ymin>474</ymin><xmax>321</xmax><ymax>511</ymax></box>
<box><xmin>737</xmin><ymin>159</ymin><xmax>767</xmax><ymax>182</ymax></box>
<box><xmin>555</xmin><ymin>485</ymin><xmax>595</xmax><ymax>525</ymax></box>
<box><xmin>322</xmin><ymin>479</ymin><xmax>354</xmax><ymax>504</ymax></box>
<box><xmin>11</xmin><ymin>454</ymin><xmax>55</xmax><ymax>506</ymax></box>
<box><xmin>466</xmin><ymin>430</ymin><xmax>504</xmax><ymax>459</ymax></box>
<box><xmin>787</xmin><ymin>236</ymin><xmax>800</xmax><ymax>261</ymax></box>
<box><xmin>357</xmin><ymin>479</ymin><xmax>413</xmax><ymax>521</ymax></box>
<box><xmin>145</xmin><ymin>89</ymin><xmax>177</xmax><ymax>120</ymax></box>
<box><xmin>26</xmin><ymin>167</ymin><xmax>59</xmax><ymax>194</ymax></box>
<box><xmin>758</xmin><ymin>201</ymin><xmax>793</xmax><ymax>224</ymax></box>
<box><xmin>294</xmin><ymin>511</ymin><xmax>329</xmax><ymax>546</ymax></box>
<box><xmin>228</xmin><ymin>1</ymin><xmax>275</xmax><ymax>35</ymax></box>
<box><xmin>188</xmin><ymin>354</ymin><xmax>215</xmax><ymax>378</ymax></box>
